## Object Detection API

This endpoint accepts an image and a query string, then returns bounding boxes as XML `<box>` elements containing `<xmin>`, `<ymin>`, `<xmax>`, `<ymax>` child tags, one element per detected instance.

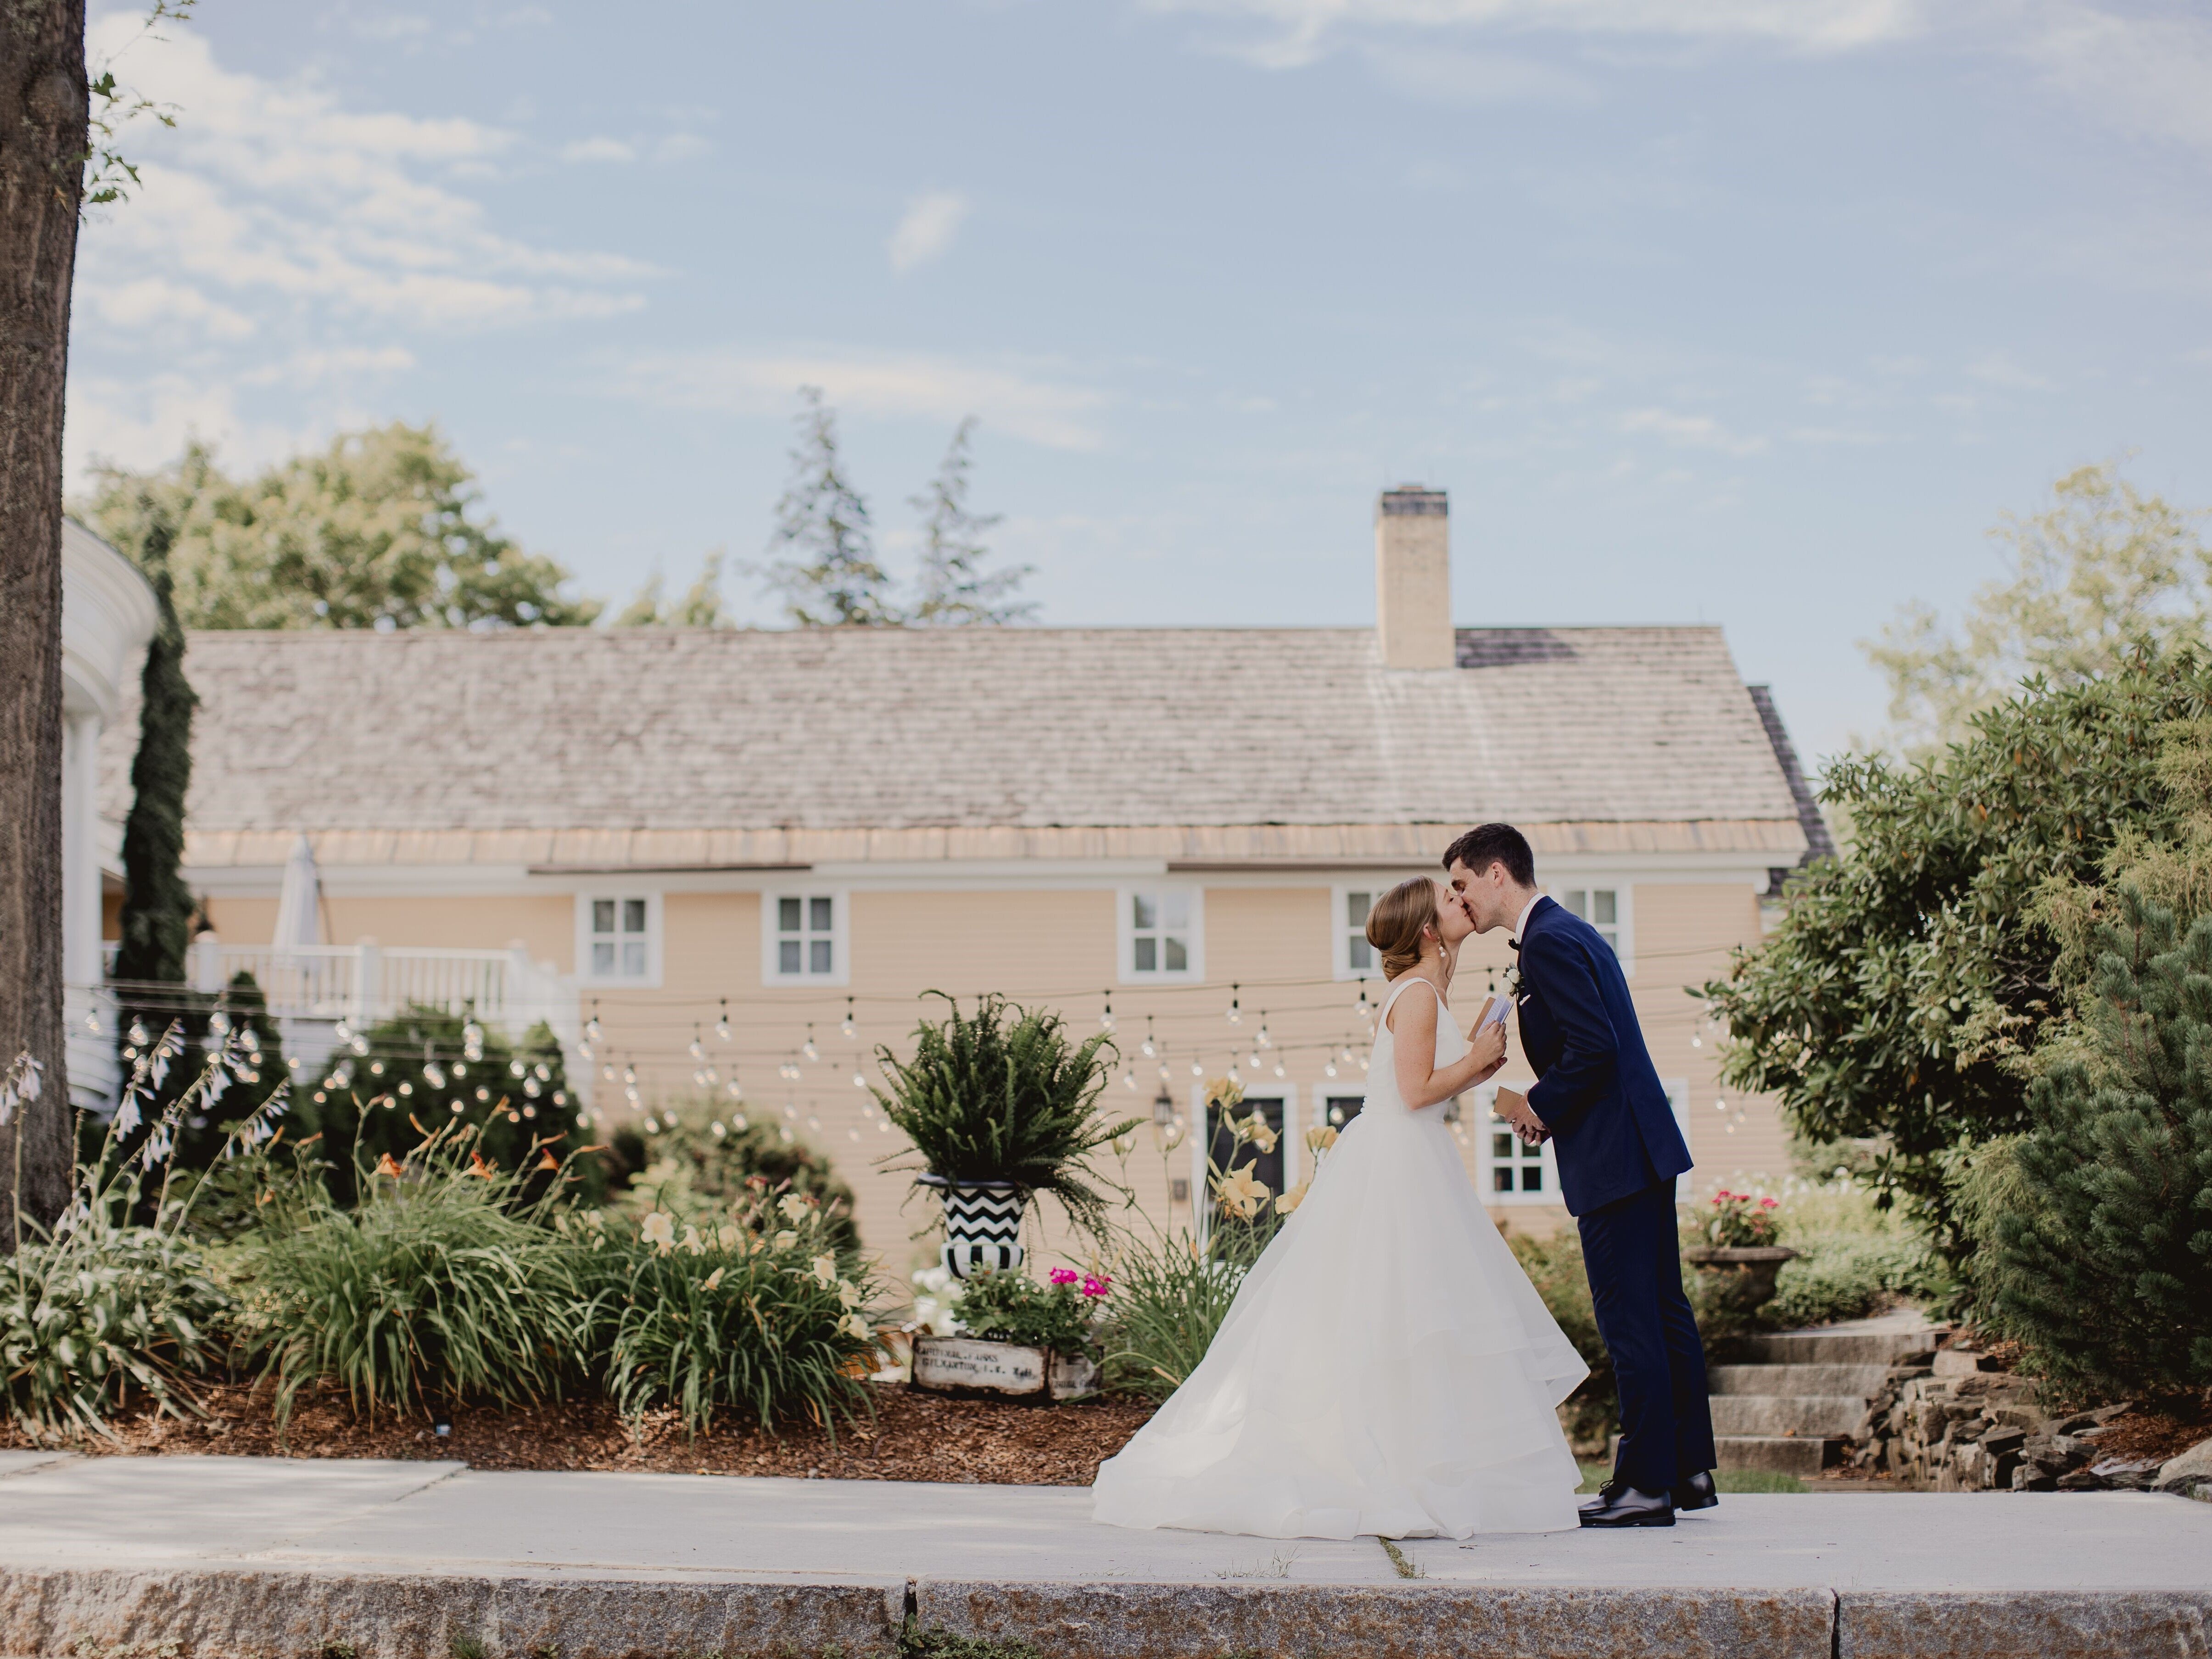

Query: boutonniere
<box><xmin>1503</xmin><ymin>963</ymin><xmax>1525</xmax><ymax>1000</ymax></box>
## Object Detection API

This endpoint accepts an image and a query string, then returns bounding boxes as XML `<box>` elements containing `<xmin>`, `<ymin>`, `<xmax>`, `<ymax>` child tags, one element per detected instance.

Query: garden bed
<box><xmin>1</xmin><ymin>1380</ymin><xmax>1157</xmax><ymax>1487</ymax></box>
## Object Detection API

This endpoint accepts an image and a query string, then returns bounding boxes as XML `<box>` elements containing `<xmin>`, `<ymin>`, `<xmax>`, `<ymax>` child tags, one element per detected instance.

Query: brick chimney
<box><xmin>1375</xmin><ymin>486</ymin><xmax>1452</xmax><ymax>670</ymax></box>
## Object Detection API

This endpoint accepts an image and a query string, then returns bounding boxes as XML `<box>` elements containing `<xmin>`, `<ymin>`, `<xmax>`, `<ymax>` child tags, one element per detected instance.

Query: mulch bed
<box><xmin>2089</xmin><ymin>1392</ymin><xmax>2212</xmax><ymax>1466</ymax></box>
<box><xmin>4</xmin><ymin>1381</ymin><xmax>1159</xmax><ymax>1486</ymax></box>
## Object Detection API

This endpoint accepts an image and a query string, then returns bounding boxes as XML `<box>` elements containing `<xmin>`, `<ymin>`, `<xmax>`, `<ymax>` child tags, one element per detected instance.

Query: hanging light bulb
<box><xmin>715</xmin><ymin>999</ymin><xmax>732</xmax><ymax>1044</ymax></box>
<box><xmin>1227</xmin><ymin>984</ymin><xmax>1242</xmax><ymax>1025</ymax></box>
<box><xmin>689</xmin><ymin>1026</ymin><xmax>705</xmax><ymax>1061</ymax></box>
<box><xmin>1227</xmin><ymin>1062</ymin><xmax>1243</xmax><ymax>1084</ymax></box>
<box><xmin>1272</xmin><ymin>1060</ymin><xmax>1286</xmax><ymax>1079</ymax></box>
<box><xmin>1190</xmin><ymin>1058</ymin><xmax>1205</xmax><ymax>1078</ymax></box>
<box><xmin>584</xmin><ymin>1005</ymin><xmax>603</xmax><ymax>1046</ymax></box>
<box><xmin>1100</xmin><ymin>992</ymin><xmax>1114</xmax><ymax>1033</ymax></box>
<box><xmin>841</xmin><ymin>997</ymin><xmax>856</xmax><ymax>1041</ymax></box>
<box><xmin>424</xmin><ymin>1060</ymin><xmax>446</xmax><ymax>1089</ymax></box>
<box><xmin>333</xmin><ymin>1018</ymin><xmax>352</xmax><ymax>1045</ymax></box>
<box><xmin>601</xmin><ymin>1061</ymin><xmax>616</xmax><ymax>1082</ymax></box>
<box><xmin>1141</xmin><ymin>1019</ymin><xmax>1156</xmax><ymax>1059</ymax></box>
<box><xmin>1342</xmin><ymin>1045</ymin><xmax>1355</xmax><ymax>1064</ymax></box>
<box><xmin>1122</xmin><ymin>1068</ymin><xmax>1138</xmax><ymax>1091</ymax></box>
<box><xmin>802</xmin><ymin>1025</ymin><xmax>819</xmax><ymax>1063</ymax></box>
<box><xmin>1157</xmin><ymin>1060</ymin><xmax>1171</xmax><ymax>1081</ymax></box>
<box><xmin>1325</xmin><ymin>1056</ymin><xmax>1340</xmax><ymax>1079</ymax></box>
<box><xmin>851</xmin><ymin>1066</ymin><xmax>867</xmax><ymax>1088</ymax></box>
<box><xmin>1256</xmin><ymin>1016</ymin><xmax>1271</xmax><ymax>1050</ymax></box>
<box><xmin>726</xmin><ymin>1078</ymin><xmax>744</xmax><ymax>1101</ymax></box>
<box><xmin>623</xmin><ymin>1064</ymin><xmax>637</xmax><ymax>1087</ymax></box>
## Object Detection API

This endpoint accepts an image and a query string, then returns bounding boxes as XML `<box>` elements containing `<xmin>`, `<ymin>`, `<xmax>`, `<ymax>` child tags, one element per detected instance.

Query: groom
<box><xmin>1445</xmin><ymin>823</ymin><xmax>1718</xmax><ymax>1530</ymax></box>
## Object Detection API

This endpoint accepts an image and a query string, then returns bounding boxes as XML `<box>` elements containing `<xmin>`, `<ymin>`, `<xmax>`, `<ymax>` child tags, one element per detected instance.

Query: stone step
<box><xmin>1715</xmin><ymin>1433</ymin><xmax>1843</xmax><ymax>1475</ymax></box>
<box><xmin>1708</xmin><ymin>1362</ymin><xmax>1893</xmax><ymax>1398</ymax></box>
<box><xmin>1739</xmin><ymin>1328</ymin><xmax>1941</xmax><ymax>1367</ymax></box>
<box><xmin>1712</xmin><ymin>1394</ymin><xmax>1873</xmax><ymax>1437</ymax></box>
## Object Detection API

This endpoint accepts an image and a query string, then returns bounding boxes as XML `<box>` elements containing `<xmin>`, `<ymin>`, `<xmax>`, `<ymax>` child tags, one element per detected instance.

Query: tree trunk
<box><xmin>0</xmin><ymin>0</ymin><xmax>88</xmax><ymax>1248</ymax></box>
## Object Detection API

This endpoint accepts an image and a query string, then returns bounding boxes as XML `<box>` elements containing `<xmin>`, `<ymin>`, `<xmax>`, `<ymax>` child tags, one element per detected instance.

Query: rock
<box><xmin>1980</xmin><ymin>1427</ymin><xmax>2027</xmax><ymax>1458</ymax></box>
<box><xmin>2089</xmin><ymin>1459</ymin><xmax>2163</xmax><ymax>1492</ymax></box>
<box><xmin>2157</xmin><ymin>1435</ymin><xmax>2212</xmax><ymax>1493</ymax></box>
<box><xmin>1933</xmin><ymin>1348</ymin><xmax>1994</xmax><ymax>1380</ymax></box>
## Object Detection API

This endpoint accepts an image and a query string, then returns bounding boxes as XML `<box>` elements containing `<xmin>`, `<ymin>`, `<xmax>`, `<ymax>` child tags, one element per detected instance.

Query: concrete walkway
<box><xmin>0</xmin><ymin>1451</ymin><xmax>2207</xmax><ymax>1657</ymax></box>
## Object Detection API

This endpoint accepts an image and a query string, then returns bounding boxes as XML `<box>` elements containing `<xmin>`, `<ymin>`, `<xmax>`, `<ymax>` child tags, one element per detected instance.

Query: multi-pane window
<box><xmin>1561</xmin><ymin>888</ymin><xmax>1621</xmax><ymax>955</ymax></box>
<box><xmin>587</xmin><ymin>897</ymin><xmax>650</xmax><ymax>980</ymax></box>
<box><xmin>1344</xmin><ymin>889</ymin><xmax>1375</xmax><ymax>974</ymax></box>
<box><xmin>1128</xmin><ymin>889</ymin><xmax>1193</xmax><ymax>976</ymax></box>
<box><xmin>1204</xmin><ymin>1095</ymin><xmax>1285</xmax><ymax>1227</ymax></box>
<box><xmin>775</xmin><ymin>894</ymin><xmax>838</xmax><ymax>978</ymax></box>
<box><xmin>1489</xmin><ymin>1108</ymin><xmax>1547</xmax><ymax>1195</ymax></box>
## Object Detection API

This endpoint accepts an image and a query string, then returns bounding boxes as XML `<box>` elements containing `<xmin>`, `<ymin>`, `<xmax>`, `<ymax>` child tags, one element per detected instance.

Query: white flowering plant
<box><xmin>573</xmin><ymin>1177</ymin><xmax>883</xmax><ymax>1437</ymax></box>
<box><xmin>1</xmin><ymin>1026</ymin><xmax>286</xmax><ymax>1442</ymax></box>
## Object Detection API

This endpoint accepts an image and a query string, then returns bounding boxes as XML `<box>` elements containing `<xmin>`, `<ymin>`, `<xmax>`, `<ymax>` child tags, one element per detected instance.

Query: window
<box><xmin>1344</xmin><ymin>889</ymin><xmax>1375</xmax><ymax>976</ymax></box>
<box><xmin>1120</xmin><ymin>887</ymin><xmax>1202</xmax><ymax>982</ymax></box>
<box><xmin>1202</xmin><ymin>1094</ymin><xmax>1285</xmax><ymax>1233</ymax></box>
<box><xmin>1475</xmin><ymin>1076</ymin><xmax>1693</xmax><ymax>1204</ymax></box>
<box><xmin>578</xmin><ymin>894</ymin><xmax>659</xmax><ymax>986</ymax></box>
<box><xmin>1555</xmin><ymin>883</ymin><xmax>1632</xmax><ymax>972</ymax></box>
<box><xmin>764</xmin><ymin>891</ymin><xmax>847</xmax><ymax>985</ymax></box>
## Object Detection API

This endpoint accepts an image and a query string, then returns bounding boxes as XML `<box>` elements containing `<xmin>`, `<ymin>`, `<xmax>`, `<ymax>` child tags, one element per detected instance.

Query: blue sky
<box><xmin>72</xmin><ymin>0</ymin><xmax>2212</xmax><ymax>765</ymax></box>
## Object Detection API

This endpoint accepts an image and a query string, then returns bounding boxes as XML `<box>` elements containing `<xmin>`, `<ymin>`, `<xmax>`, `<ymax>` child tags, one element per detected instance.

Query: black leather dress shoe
<box><xmin>1672</xmin><ymin>1470</ymin><xmax>1719</xmax><ymax>1512</ymax></box>
<box><xmin>1578</xmin><ymin>1485</ymin><xmax>1676</xmax><ymax>1527</ymax></box>
<box><xmin>1577</xmin><ymin>1480</ymin><xmax>1620</xmax><ymax>1517</ymax></box>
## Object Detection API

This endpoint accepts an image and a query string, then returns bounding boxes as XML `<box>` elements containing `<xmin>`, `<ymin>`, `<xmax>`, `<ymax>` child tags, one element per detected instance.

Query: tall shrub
<box><xmin>1704</xmin><ymin>648</ymin><xmax>2212</xmax><ymax>1273</ymax></box>
<box><xmin>113</xmin><ymin>524</ymin><xmax>198</xmax><ymax>1001</ymax></box>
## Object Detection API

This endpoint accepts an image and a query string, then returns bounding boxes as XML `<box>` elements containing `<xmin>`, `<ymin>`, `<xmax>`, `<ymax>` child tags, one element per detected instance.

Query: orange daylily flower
<box><xmin>467</xmin><ymin>1151</ymin><xmax>497</xmax><ymax>1179</ymax></box>
<box><xmin>374</xmin><ymin>1152</ymin><xmax>405</xmax><ymax>1178</ymax></box>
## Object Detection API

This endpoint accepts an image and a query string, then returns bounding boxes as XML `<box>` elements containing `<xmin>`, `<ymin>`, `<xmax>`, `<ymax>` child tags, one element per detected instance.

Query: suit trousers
<box><xmin>1576</xmin><ymin>1178</ymin><xmax>1716</xmax><ymax>1494</ymax></box>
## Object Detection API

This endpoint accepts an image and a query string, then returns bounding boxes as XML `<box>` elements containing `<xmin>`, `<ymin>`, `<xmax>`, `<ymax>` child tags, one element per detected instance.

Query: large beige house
<box><xmin>100</xmin><ymin>487</ymin><xmax>1829</xmax><ymax>1272</ymax></box>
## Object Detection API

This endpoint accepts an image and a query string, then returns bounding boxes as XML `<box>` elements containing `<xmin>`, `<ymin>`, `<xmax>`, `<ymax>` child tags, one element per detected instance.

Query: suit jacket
<box><xmin>1514</xmin><ymin>894</ymin><xmax>1692</xmax><ymax>1217</ymax></box>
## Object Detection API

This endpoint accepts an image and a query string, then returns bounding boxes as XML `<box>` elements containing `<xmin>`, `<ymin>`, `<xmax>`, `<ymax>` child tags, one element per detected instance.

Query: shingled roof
<box><xmin>104</xmin><ymin>624</ymin><xmax>1814</xmax><ymax>869</ymax></box>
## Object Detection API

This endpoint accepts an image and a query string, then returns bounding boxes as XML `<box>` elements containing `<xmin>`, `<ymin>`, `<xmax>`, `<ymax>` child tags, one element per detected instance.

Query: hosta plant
<box><xmin>1</xmin><ymin>1027</ymin><xmax>282</xmax><ymax>1441</ymax></box>
<box><xmin>572</xmin><ymin>1179</ymin><xmax>882</xmax><ymax>1435</ymax></box>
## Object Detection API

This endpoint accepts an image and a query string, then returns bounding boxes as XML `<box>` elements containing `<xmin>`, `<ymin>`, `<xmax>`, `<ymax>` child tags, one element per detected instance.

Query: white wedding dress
<box><xmin>1091</xmin><ymin>975</ymin><xmax>1588</xmax><ymax>1540</ymax></box>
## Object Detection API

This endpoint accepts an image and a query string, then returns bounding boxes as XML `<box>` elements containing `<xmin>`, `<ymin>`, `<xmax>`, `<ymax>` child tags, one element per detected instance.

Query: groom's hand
<box><xmin>1494</xmin><ymin>1086</ymin><xmax>1547</xmax><ymax>1145</ymax></box>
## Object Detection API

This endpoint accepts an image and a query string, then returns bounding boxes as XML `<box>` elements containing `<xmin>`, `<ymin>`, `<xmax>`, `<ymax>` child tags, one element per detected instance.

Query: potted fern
<box><xmin>874</xmin><ymin>993</ymin><xmax>1137</xmax><ymax>1279</ymax></box>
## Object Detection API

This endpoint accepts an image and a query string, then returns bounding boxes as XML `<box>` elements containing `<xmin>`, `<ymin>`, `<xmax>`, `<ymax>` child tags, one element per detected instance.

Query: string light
<box><xmin>1256</xmin><ymin>1015</ymin><xmax>1271</xmax><ymax>1050</ymax></box>
<box><xmin>1100</xmin><ymin>992</ymin><xmax>1115</xmax><ymax>1033</ymax></box>
<box><xmin>1190</xmin><ymin>1058</ymin><xmax>1205</xmax><ymax>1078</ymax></box>
<box><xmin>1227</xmin><ymin>984</ymin><xmax>1241</xmax><ymax>1025</ymax></box>
<box><xmin>841</xmin><ymin>998</ymin><xmax>856</xmax><ymax>1041</ymax></box>
<box><xmin>1272</xmin><ymin>1060</ymin><xmax>1286</xmax><ymax>1079</ymax></box>
<box><xmin>1141</xmin><ymin>1017</ymin><xmax>1156</xmax><ymax>1059</ymax></box>
<box><xmin>688</xmin><ymin>1026</ymin><xmax>705</xmax><ymax>1061</ymax></box>
<box><xmin>716</xmin><ymin>1000</ymin><xmax>732</xmax><ymax>1044</ymax></box>
<box><xmin>1122</xmin><ymin>1067</ymin><xmax>1138</xmax><ymax>1091</ymax></box>
<box><xmin>802</xmin><ymin>1025</ymin><xmax>819</xmax><ymax>1063</ymax></box>
<box><xmin>1324</xmin><ymin>1057</ymin><xmax>1338</xmax><ymax>1078</ymax></box>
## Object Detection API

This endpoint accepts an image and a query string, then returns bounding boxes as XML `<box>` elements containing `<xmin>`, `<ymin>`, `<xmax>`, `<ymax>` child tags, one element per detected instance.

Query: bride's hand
<box><xmin>1467</xmin><ymin>1017</ymin><xmax>1507</xmax><ymax>1079</ymax></box>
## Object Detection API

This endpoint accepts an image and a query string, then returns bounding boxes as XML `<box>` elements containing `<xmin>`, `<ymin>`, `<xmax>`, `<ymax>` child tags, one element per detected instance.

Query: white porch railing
<box><xmin>191</xmin><ymin>940</ymin><xmax>580</xmax><ymax>1060</ymax></box>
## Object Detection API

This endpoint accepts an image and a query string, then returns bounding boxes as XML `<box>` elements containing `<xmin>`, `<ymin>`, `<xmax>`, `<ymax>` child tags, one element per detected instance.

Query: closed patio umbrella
<box><xmin>270</xmin><ymin>833</ymin><xmax>322</xmax><ymax>952</ymax></box>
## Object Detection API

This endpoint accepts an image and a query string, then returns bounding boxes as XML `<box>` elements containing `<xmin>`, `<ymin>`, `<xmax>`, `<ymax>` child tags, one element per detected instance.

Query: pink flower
<box><xmin>1081</xmin><ymin>1274</ymin><xmax>1111</xmax><ymax>1299</ymax></box>
<box><xmin>1759</xmin><ymin>1197</ymin><xmax>1779</xmax><ymax>1209</ymax></box>
<box><xmin>1049</xmin><ymin>1268</ymin><xmax>1079</xmax><ymax>1285</ymax></box>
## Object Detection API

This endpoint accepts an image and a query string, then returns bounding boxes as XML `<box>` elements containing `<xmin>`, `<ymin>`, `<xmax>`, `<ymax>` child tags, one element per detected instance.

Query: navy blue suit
<box><xmin>1514</xmin><ymin>895</ymin><xmax>1715</xmax><ymax>1494</ymax></box>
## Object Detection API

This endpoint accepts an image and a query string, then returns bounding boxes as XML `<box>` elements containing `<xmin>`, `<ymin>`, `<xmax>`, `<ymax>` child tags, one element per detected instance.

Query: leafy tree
<box><xmin>910</xmin><ymin>419</ymin><xmax>1034</xmax><ymax>626</ymax></box>
<box><xmin>614</xmin><ymin>549</ymin><xmax>734</xmax><ymax>627</ymax></box>
<box><xmin>754</xmin><ymin>387</ymin><xmax>897</xmax><ymax>626</ymax></box>
<box><xmin>1866</xmin><ymin>464</ymin><xmax>2211</xmax><ymax>754</ymax></box>
<box><xmin>1703</xmin><ymin>648</ymin><xmax>2212</xmax><ymax>1275</ymax></box>
<box><xmin>78</xmin><ymin>425</ymin><xmax>602</xmax><ymax>631</ymax></box>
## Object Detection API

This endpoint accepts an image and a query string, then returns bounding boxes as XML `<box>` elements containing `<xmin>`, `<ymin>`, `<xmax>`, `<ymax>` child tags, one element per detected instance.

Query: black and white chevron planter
<box><xmin>918</xmin><ymin>1174</ymin><xmax>1027</xmax><ymax>1279</ymax></box>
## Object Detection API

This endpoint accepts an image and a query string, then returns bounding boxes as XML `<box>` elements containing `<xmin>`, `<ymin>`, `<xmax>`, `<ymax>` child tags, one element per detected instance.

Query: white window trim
<box><xmin>1474</xmin><ymin>1075</ymin><xmax>1692</xmax><ymax>1204</ymax></box>
<box><xmin>1547</xmin><ymin>879</ymin><xmax>1635</xmax><ymax>978</ymax></box>
<box><xmin>1329</xmin><ymin>881</ymin><xmax>1391</xmax><ymax>984</ymax></box>
<box><xmin>1117</xmin><ymin>884</ymin><xmax>1205</xmax><ymax>985</ymax></box>
<box><xmin>761</xmin><ymin>888</ymin><xmax>851</xmax><ymax>988</ymax></box>
<box><xmin>575</xmin><ymin>892</ymin><xmax>663</xmax><ymax>989</ymax></box>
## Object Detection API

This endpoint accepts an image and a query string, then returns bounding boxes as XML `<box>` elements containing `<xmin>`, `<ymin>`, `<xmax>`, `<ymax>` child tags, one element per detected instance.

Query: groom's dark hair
<box><xmin>1442</xmin><ymin>823</ymin><xmax>1535</xmax><ymax>888</ymax></box>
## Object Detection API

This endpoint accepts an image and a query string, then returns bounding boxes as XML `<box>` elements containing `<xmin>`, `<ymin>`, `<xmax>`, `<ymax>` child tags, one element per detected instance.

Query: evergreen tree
<box><xmin>910</xmin><ymin>419</ymin><xmax>1034</xmax><ymax>626</ymax></box>
<box><xmin>113</xmin><ymin>520</ymin><xmax>198</xmax><ymax>992</ymax></box>
<box><xmin>1970</xmin><ymin>885</ymin><xmax>2212</xmax><ymax>1396</ymax></box>
<box><xmin>614</xmin><ymin>549</ymin><xmax>735</xmax><ymax>627</ymax></box>
<box><xmin>754</xmin><ymin>388</ymin><xmax>897</xmax><ymax>626</ymax></box>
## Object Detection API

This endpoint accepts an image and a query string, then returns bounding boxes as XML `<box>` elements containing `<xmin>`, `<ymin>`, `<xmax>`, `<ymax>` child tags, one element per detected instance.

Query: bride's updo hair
<box><xmin>1366</xmin><ymin>877</ymin><xmax>1440</xmax><ymax>980</ymax></box>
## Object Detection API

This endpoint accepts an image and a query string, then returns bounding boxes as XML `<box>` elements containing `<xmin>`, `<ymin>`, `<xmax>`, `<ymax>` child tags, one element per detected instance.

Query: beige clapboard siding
<box><xmin>196</xmin><ymin>878</ymin><xmax>1792</xmax><ymax>1276</ymax></box>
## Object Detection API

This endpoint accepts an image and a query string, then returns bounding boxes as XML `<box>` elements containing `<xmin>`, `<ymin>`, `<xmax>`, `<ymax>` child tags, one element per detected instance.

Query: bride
<box><xmin>1091</xmin><ymin>875</ymin><xmax>1589</xmax><ymax>1540</ymax></box>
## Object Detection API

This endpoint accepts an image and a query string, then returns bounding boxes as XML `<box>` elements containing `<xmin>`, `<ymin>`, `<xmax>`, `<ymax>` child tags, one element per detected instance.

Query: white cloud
<box><xmin>1358</xmin><ymin>42</ymin><xmax>1598</xmax><ymax>103</ymax></box>
<box><xmin>1965</xmin><ymin>350</ymin><xmax>2053</xmax><ymax>391</ymax></box>
<box><xmin>561</xmin><ymin>135</ymin><xmax>637</xmax><ymax>163</ymax></box>
<box><xmin>1146</xmin><ymin>0</ymin><xmax>1926</xmax><ymax>68</ymax></box>
<box><xmin>2017</xmin><ymin>3</ymin><xmax>2212</xmax><ymax>154</ymax></box>
<box><xmin>887</xmin><ymin>191</ymin><xmax>971</xmax><ymax>274</ymax></box>
<box><xmin>67</xmin><ymin>16</ymin><xmax>654</xmax><ymax>485</ymax></box>
<box><xmin>610</xmin><ymin>345</ymin><xmax>1108</xmax><ymax>451</ymax></box>
<box><xmin>1619</xmin><ymin>406</ymin><xmax>1768</xmax><ymax>455</ymax></box>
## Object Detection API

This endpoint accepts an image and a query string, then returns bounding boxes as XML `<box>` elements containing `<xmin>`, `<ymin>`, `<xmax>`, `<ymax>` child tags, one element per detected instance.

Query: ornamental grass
<box><xmin>232</xmin><ymin>1122</ymin><xmax>589</xmax><ymax>1426</ymax></box>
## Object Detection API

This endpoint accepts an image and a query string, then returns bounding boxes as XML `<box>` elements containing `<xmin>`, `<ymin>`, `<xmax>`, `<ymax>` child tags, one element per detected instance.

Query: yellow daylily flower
<box><xmin>1275</xmin><ymin>1179</ymin><xmax>1312</xmax><ymax>1216</ymax></box>
<box><xmin>1305</xmin><ymin>1124</ymin><xmax>1338</xmax><ymax>1155</ymax></box>
<box><xmin>703</xmin><ymin>1267</ymin><xmax>725</xmax><ymax>1291</ymax></box>
<box><xmin>681</xmin><ymin>1224</ymin><xmax>704</xmax><ymax>1256</ymax></box>
<box><xmin>1240</xmin><ymin>1113</ymin><xmax>1278</xmax><ymax>1154</ymax></box>
<box><xmin>837</xmin><ymin>1279</ymin><xmax>862</xmax><ymax>1308</ymax></box>
<box><xmin>810</xmin><ymin>1252</ymin><xmax>838</xmax><ymax>1286</ymax></box>
<box><xmin>1212</xmin><ymin>1165</ymin><xmax>1270</xmax><ymax>1221</ymax></box>
<box><xmin>778</xmin><ymin>1193</ymin><xmax>812</xmax><ymax>1225</ymax></box>
<box><xmin>640</xmin><ymin>1212</ymin><xmax>676</xmax><ymax>1254</ymax></box>
<box><xmin>773</xmin><ymin>1228</ymin><xmax>799</xmax><ymax>1250</ymax></box>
